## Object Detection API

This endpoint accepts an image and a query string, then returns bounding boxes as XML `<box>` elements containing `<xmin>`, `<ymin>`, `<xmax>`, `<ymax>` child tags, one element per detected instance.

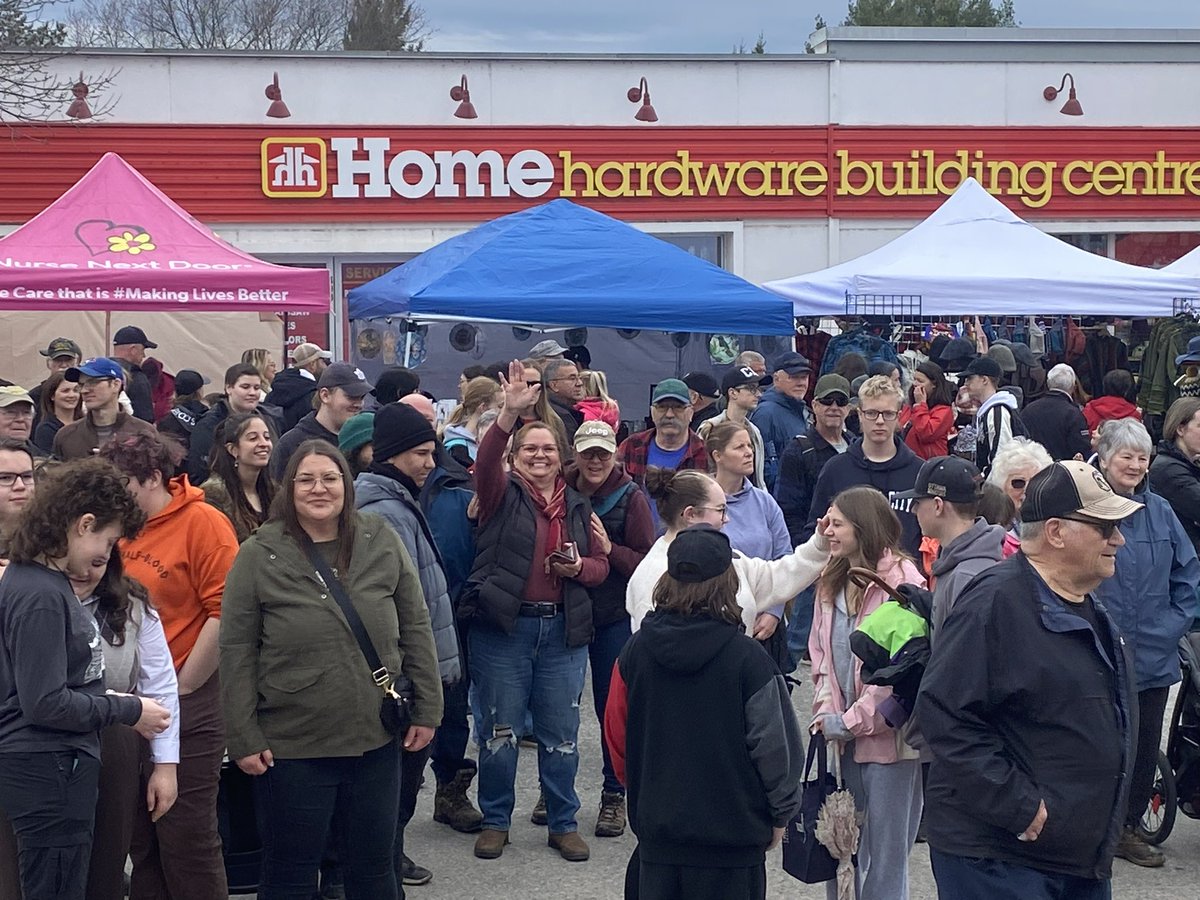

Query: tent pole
<box><xmin>403</xmin><ymin>327</ymin><xmax>413</xmax><ymax>368</ymax></box>
<box><xmin>104</xmin><ymin>310</ymin><xmax>111</xmax><ymax>349</ymax></box>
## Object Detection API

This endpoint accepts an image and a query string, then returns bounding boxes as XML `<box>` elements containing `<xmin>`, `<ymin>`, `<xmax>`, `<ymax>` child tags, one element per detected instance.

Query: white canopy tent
<box><xmin>764</xmin><ymin>178</ymin><xmax>1200</xmax><ymax>318</ymax></box>
<box><xmin>1163</xmin><ymin>242</ymin><xmax>1200</xmax><ymax>276</ymax></box>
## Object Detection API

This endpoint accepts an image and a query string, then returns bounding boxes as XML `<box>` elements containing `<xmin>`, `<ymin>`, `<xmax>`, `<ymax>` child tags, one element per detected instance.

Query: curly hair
<box><xmin>7</xmin><ymin>458</ymin><xmax>145</xmax><ymax>564</ymax></box>
<box><xmin>100</xmin><ymin>431</ymin><xmax>184</xmax><ymax>483</ymax></box>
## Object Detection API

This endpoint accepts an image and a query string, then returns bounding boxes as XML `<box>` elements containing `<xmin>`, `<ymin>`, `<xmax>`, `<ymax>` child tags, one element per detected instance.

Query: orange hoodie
<box><xmin>121</xmin><ymin>477</ymin><xmax>239</xmax><ymax>671</ymax></box>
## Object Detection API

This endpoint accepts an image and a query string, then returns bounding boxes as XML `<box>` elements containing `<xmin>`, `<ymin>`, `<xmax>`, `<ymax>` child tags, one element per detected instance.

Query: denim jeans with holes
<box><xmin>469</xmin><ymin>612</ymin><xmax>588</xmax><ymax>834</ymax></box>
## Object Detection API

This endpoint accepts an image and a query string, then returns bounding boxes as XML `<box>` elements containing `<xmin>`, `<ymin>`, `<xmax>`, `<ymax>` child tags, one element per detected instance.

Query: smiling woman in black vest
<box><xmin>462</xmin><ymin>360</ymin><xmax>610</xmax><ymax>863</ymax></box>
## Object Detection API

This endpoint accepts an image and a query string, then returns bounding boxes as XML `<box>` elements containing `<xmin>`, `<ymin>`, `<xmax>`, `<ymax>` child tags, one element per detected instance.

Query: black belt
<box><xmin>518</xmin><ymin>602</ymin><xmax>561</xmax><ymax>618</ymax></box>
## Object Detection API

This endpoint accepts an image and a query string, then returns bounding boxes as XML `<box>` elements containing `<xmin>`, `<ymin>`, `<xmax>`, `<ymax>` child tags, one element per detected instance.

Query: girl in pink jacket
<box><xmin>809</xmin><ymin>485</ymin><xmax>926</xmax><ymax>900</ymax></box>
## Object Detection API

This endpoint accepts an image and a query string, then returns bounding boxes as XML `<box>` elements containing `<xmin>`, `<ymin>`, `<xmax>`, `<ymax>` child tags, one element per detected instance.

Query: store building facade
<box><xmin>3</xmin><ymin>26</ymin><xmax>1200</xmax><ymax>387</ymax></box>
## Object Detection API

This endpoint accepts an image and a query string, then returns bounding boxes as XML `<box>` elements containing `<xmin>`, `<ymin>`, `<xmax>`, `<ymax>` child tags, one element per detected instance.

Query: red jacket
<box><xmin>1082</xmin><ymin>396</ymin><xmax>1142</xmax><ymax>434</ymax></box>
<box><xmin>900</xmin><ymin>402</ymin><xmax>955</xmax><ymax>460</ymax></box>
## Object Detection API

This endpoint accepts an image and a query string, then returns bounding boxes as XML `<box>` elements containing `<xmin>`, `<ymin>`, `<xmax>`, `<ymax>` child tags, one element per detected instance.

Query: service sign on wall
<box><xmin>8</xmin><ymin>125</ymin><xmax>1200</xmax><ymax>222</ymax></box>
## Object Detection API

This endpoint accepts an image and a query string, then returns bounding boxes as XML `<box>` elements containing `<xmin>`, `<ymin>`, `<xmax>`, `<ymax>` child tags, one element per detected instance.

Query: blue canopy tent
<box><xmin>347</xmin><ymin>199</ymin><xmax>795</xmax><ymax>335</ymax></box>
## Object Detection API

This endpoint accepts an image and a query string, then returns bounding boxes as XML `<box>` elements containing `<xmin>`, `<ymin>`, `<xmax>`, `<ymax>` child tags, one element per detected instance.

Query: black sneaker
<box><xmin>401</xmin><ymin>855</ymin><xmax>433</xmax><ymax>886</ymax></box>
<box><xmin>1115</xmin><ymin>827</ymin><xmax>1165</xmax><ymax>868</ymax></box>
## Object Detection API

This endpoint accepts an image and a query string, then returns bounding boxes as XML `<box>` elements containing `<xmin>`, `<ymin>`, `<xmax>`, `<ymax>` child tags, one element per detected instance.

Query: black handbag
<box><xmin>304</xmin><ymin>542</ymin><xmax>413</xmax><ymax>735</ymax></box>
<box><xmin>781</xmin><ymin>732</ymin><xmax>840</xmax><ymax>884</ymax></box>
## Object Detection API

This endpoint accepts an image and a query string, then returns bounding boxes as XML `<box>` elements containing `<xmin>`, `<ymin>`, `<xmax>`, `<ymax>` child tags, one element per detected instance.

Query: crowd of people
<box><xmin>0</xmin><ymin>324</ymin><xmax>1196</xmax><ymax>900</ymax></box>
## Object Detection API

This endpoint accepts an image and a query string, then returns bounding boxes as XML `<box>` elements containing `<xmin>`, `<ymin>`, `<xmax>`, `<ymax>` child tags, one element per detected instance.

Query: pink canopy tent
<box><xmin>0</xmin><ymin>152</ymin><xmax>329</xmax><ymax>314</ymax></box>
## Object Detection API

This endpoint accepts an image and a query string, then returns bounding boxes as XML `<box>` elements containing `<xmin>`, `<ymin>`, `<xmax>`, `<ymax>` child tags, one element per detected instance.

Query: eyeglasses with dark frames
<box><xmin>1059</xmin><ymin>516</ymin><xmax>1119</xmax><ymax>540</ymax></box>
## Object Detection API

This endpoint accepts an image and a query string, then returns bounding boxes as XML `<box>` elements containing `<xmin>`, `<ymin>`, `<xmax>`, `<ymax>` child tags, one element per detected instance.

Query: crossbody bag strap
<box><xmin>303</xmin><ymin>542</ymin><xmax>393</xmax><ymax>693</ymax></box>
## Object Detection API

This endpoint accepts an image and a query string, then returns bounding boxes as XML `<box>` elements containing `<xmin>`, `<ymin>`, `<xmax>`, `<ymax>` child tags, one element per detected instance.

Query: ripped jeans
<box><xmin>469</xmin><ymin>612</ymin><xmax>588</xmax><ymax>834</ymax></box>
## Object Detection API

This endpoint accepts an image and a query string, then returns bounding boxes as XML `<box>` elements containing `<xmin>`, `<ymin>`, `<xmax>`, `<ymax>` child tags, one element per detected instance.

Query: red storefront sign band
<box><xmin>4</xmin><ymin>125</ymin><xmax>1200</xmax><ymax>223</ymax></box>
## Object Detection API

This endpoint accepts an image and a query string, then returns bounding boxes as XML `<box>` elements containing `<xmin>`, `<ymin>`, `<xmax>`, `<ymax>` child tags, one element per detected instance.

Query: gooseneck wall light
<box><xmin>265</xmin><ymin>72</ymin><xmax>291</xmax><ymax>118</ymax></box>
<box><xmin>627</xmin><ymin>77</ymin><xmax>658</xmax><ymax>122</ymax></box>
<box><xmin>1043</xmin><ymin>73</ymin><xmax>1083</xmax><ymax>117</ymax></box>
<box><xmin>451</xmin><ymin>74</ymin><xmax>478</xmax><ymax>119</ymax></box>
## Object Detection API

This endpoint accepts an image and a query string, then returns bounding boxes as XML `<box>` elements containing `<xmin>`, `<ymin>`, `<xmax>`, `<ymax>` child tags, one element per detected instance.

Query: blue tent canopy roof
<box><xmin>347</xmin><ymin>199</ymin><xmax>795</xmax><ymax>336</ymax></box>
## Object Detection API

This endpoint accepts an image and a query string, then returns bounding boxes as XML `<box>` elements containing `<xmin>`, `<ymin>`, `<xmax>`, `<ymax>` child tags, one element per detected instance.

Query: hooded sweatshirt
<box><xmin>604</xmin><ymin>611</ymin><xmax>805</xmax><ymax>867</ymax></box>
<box><xmin>929</xmin><ymin>519</ymin><xmax>1005</xmax><ymax>640</ymax></box>
<box><xmin>265</xmin><ymin>366</ymin><xmax>319</xmax><ymax>432</ymax></box>
<box><xmin>749</xmin><ymin>388</ymin><xmax>812</xmax><ymax>489</ymax></box>
<box><xmin>974</xmin><ymin>389</ymin><xmax>1021</xmax><ymax>476</ymax></box>
<box><xmin>804</xmin><ymin>436</ymin><xmax>925</xmax><ymax>557</ymax></box>
<box><xmin>1082</xmin><ymin>396</ymin><xmax>1142</xmax><ymax>435</ymax></box>
<box><xmin>120</xmin><ymin>477</ymin><xmax>239</xmax><ymax>670</ymax></box>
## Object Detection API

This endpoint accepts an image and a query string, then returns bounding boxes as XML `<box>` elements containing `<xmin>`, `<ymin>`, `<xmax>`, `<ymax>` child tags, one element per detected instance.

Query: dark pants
<box><xmin>395</xmin><ymin>744</ymin><xmax>433</xmax><ymax>897</ymax></box>
<box><xmin>1127</xmin><ymin>685</ymin><xmax>1170</xmax><ymax>827</ymax></box>
<box><xmin>589</xmin><ymin>617</ymin><xmax>632</xmax><ymax>794</ymax></box>
<box><xmin>88</xmin><ymin>724</ymin><xmax>143</xmax><ymax>900</ymax></box>
<box><xmin>638</xmin><ymin>856</ymin><xmax>767</xmax><ymax>900</ymax></box>
<box><xmin>256</xmin><ymin>739</ymin><xmax>400</xmax><ymax>900</ymax></box>
<box><xmin>0</xmin><ymin>748</ymin><xmax>102</xmax><ymax>900</ymax></box>
<box><xmin>130</xmin><ymin>672</ymin><xmax>228</xmax><ymax>900</ymax></box>
<box><xmin>429</xmin><ymin>677</ymin><xmax>473</xmax><ymax>785</ymax></box>
<box><xmin>930</xmin><ymin>849</ymin><xmax>1111</xmax><ymax>900</ymax></box>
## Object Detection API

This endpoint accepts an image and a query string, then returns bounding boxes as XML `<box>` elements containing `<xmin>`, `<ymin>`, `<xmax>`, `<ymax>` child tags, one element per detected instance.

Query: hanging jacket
<box><xmin>354</xmin><ymin>471</ymin><xmax>463</xmax><ymax>683</ymax></box>
<box><xmin>804</xmin><ymin>436</ymin><xmax>925</xmax><ymax>557</ymax></box>
<box><xmin>820</xmin><ymin>328</ymin><xmax>900</xmax><ymax>376</ymax></box>
<box><xmin>1149</xmin><ymin>440</ymin><xmax>1200</xmax><ymax>554</ymax></box>
<box><xmin>1082</xmin><ymin>396</ymin><xmax>1142</xmax><ymax>435</ymax></box>
<box><xmin>749</xmin><ymin>388</ymin><xmax>813</xmax><ymax>489</ymax></box>
<box><xmin>1093</xmin><ymin>486</ymin><xmax>1200</xmax><ymax>691</ymax></box>
<box><xmin>810</xmin><ymin>550</ymin><xmax>926</xmax><ymax>764</ymax></box>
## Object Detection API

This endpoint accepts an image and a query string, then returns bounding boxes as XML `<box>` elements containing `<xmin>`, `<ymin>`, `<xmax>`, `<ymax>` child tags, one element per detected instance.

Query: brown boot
<box><xmin>530</xmin><ymin>789</ymin><xmax>548</xmax><ymax>826</ymax></box>
<box><xmin>594</xmin><ymin>790</ymin><xmax>626</xmax><ymax>837</ymax></box>
<box><xmin>473</xmin><ymin>829</ymin><xmax>510</xmax><ymax>859</ymax></box>
<box><xmin>433</xmin><ymin>768</ymin><xmax>483</xmax><ymax>833</ymax></box>
<box><xmin>548</xmin><ymin>831</ymin><xmax>590</xmax><ymax>862</ymax></box>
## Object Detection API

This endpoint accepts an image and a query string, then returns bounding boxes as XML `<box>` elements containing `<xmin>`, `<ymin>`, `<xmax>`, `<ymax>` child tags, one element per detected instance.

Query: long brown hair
<box><xmin>818</xmin><ymin>486</ymin><xmax>906</xmax><ymax>614</ymax></box>
<box><xmin>651</xmin><ymin>566</ymin><xmax>743</xmax><ymax>627</ymax></box>
<box><xmin>209</xmin><ymin>413</ymin><xmax>277</xmax><ymax>541</ymax></box>
<box><xmin>92</xmin><ymin>544</ymin><xmax>154</xmax><ymax>646</ymax></box>
<box><xmin>39</xmin><ymin>371</ymin><xmax>82</xmax><ymax>424</ymax></box>
<box><xmin>269</xmin><ymin>440</ymin><xmax>356</xmax><ymax>574</ymax></box>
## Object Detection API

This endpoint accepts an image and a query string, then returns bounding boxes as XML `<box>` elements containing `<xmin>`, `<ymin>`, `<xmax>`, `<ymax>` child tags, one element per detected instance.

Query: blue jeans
<box><xmin>786</xmin><ymin>585</ymin><xmax>816</xmax><ymax>671</ymax></box>
<box><xmin>930</xmin><ymin>849</ymin><xmax>1111</xmax><ymax>900</ymax></box>
<box><xmin>255</xmin><ymin>740</ymin><xmax>400</xmax><ymax>900</ymax></box>
<box><xmin>589</xmin><ymin>617</ymin><xmax>632</xmax><ymax>794</ymax></box>
<box><xmin>469</xmin><ymin>612</ymin><xmax>588</xmax><ymax>834</ymax></box>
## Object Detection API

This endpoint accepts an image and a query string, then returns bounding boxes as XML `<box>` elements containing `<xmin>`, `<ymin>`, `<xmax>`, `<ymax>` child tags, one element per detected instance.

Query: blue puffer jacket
<box><xmin>354</xmin><ymin>471</ymin><xmax>463</xmax><ymax>684</ymax></box>
<box><xmin>421</xmin><ymin>459</ymin><xmax>476</xmax><ymax>604</ymax></box>
<box><xmin>749</xmin><ymin>388</ymin><xmax>812</xmax><ymax>490</ymax></box>
<box><xmin>1093</xmin><ymin>487</ymin><xmax>1200</xmax><ymax>691</ymax></box>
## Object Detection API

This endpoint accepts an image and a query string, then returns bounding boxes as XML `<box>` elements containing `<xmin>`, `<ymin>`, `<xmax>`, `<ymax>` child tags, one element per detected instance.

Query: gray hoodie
<box><xmin>930</xmin><ymin>518</ymin><xmax>1006</xmax><ymax>640</ymax></box>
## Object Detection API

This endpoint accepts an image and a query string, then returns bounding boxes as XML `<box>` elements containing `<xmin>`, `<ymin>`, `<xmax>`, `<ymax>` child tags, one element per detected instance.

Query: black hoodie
<box><xmin>265</xmin><ymin>367</ymin><xmax>318</xmax><ymax>432</ymax></box>
<box><xmin>605</xmin><ymin>611</ymin><xmax>804</xmax><ymax>868</ymax></box>
<box><xmin>804</xmin><ymin>435</ymin><xmax>924</xmax><ymax>557</ymax></box>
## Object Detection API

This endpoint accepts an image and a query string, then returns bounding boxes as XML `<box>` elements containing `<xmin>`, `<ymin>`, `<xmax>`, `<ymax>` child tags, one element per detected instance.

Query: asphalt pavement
<box><xmin>234</xmin><ymin>670</ymin><xmax>1200</xmax><ymax>900</ymax></box>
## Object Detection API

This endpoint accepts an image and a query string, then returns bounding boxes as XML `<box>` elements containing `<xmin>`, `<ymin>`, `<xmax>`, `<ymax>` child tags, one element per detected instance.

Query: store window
<box><xmin>654</xmin><ymin>233</ymin><xmax>723</xmax><ymax>267</ymax></box>
<box><xmin>1114</xmin><ymin>232</ymin><xmax>1200</xmax><ymax>268</ymax></box>
<box><xmin>1054</xmin><ymin>233</ymin><xmax>1109</xmax><ymax>257</ymax></box>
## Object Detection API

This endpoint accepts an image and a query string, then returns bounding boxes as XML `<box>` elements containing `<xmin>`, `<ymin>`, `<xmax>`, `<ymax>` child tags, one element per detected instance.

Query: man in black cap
<box><xmin>897</xmin><ymin>455</ymin><xmax>1004</xmax><ymax>639</ymax></box>
<box><xmin>110</xmin><ymin>325</ymin><xmax>157</xmax><ymax>422</ymax></box>
<box><xmin>917</xmin><ymin>460</ymin><xmax>1139</xmax><ymax>900</ymax></box>
<box><xmin>697</xmin><ymin>366</ymin><xmax>773</xmax><ymax>488</ymax></box>
<box><xmin>750</xmin><ymin>352</ymin><xmax>814</xmax><ymax>491</ymax></box>
<box><xmin>372</xmin><ymin>367</ymin><xmax>421</xmax><ymax>407</ymax></box>
<box><xmin>29</xmin><ymin>337</ymin><xmax>82</xmax><ymax>423</ymax></box>
<box><xmin>270</xmin><ymin>363</ymin><xmax>372</xmax><ymax>479</ymax></box>
<box><xmin>682</xmin><ymin>372</ymin><xmax>721</xmax><ymax>429</ymax></box>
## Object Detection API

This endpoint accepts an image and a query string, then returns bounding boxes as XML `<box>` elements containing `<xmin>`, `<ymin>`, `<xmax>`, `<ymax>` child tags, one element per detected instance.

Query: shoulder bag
<box><xmin>781</xmin><ymin>731</ymin><xmax>840</xmax><ymax>884</ymax></box>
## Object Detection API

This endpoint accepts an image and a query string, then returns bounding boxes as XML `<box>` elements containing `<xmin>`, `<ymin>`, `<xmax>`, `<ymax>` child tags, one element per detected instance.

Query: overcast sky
<box><xmin>424</xmin><ymin>1</ymin><xmax>1200</xmax><ymax>54</ymax></box>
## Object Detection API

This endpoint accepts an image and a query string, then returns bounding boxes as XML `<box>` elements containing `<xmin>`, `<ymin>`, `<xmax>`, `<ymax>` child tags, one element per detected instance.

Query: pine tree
<box><xmin>343</xmin><ymin>0</ymin><xmax>427</xmax><ymax>51</ymax></box>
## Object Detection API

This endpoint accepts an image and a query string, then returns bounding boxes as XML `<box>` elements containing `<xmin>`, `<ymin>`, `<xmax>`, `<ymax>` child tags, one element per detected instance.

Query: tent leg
<box><xmin>403</xmin><ymin>329</ymin><xmax>413</xmax><ymax>368</ymax></box>
<box><xmin>104</xmin><ymin>310</ymin><xmax>111</xmax><ymax>349</ymax></box>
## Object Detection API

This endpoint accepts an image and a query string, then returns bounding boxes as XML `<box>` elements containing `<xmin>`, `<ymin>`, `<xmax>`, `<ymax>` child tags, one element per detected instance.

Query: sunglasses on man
<box><xmin>815</xmin><ymin>394</ymin><xmax>849</xmax><ymax>408</ymax></box>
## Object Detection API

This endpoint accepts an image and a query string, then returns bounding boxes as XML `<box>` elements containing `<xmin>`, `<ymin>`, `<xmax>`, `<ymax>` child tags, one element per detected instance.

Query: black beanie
<box><xmin>667</xmin><ymin>525</ymin><xmax>733</xmax><ymax>583</ymax></box>
<box><xmin>372</xmin><ymin>402</ymin><xmax>437</xmax><ymax>461</ymax></box>
<box><xmin>372</xmin><ymin>367</ymin><xmax>421</xmax><ymax>405</ymax></box>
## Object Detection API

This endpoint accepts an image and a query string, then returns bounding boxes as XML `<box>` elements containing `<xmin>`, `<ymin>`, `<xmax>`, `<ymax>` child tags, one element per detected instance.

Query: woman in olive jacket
<box><xmin>219</xmin><ymin>439</ymin><xmax>442</xmax><ymax>900</ymax></box>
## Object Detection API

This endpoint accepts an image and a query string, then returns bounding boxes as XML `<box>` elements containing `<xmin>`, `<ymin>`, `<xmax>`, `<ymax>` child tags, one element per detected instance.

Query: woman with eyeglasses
<box><xmin>1092</xmin><ymin>418</ymin><xmax>1200</xmax><ymax>868</ymax></box>
<box><xmin>810</xmin><ymin>486</ymin><xmax>926</xmax><ymax>900</ymax></box>
<box><xmin>707</xmin><ymin>422</ymin><xmax>793</xmax><ymax>661</ymax></box>
<box><xmin>100</xmin><ymin>432</ymin><xmax>239</xmax><ymax>899</ymax></box>
<box><xmin>462</xmin><ymin>361</ymin><xmax>609</xmax><ymax>862</ymax></box>
<box><xmin>220</xmin><ymin>439</ymin><xmax>442</xmax><ymax>899</ymax></box>
<box><xmin>899</xmin><ymin>361</ymin><xmax>955</xmax><ymax>460</ymax></box>
<box><xmin>563</xmin><ymin>420</ymin><xmax>654</xmax><ymax>839</ymax></box>
<box><xmin>985</xmin><ymin>437</ymin><xmax>1053</xmax><ymax>529</ymax></box>
<box><xmin>626</xmin><ymin>467</ymin><xmax>829</xmax><ymax>634</ymax></box>
<box><xmin>0</xmin><ymin>439</ymin><xmax>36</xmax><ymax>561</ymax></box>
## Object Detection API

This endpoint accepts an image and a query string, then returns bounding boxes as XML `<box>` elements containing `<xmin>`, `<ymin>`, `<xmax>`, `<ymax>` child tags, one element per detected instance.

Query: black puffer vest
<box><xmin>589</xmin><ymin>482</ymin><xmax>635</xmax><ymax>629</ymax></box>
<box><xmin>463</xmin><ymin>479</ymin><xmax>595</xmax><ymax>647</ymax></box>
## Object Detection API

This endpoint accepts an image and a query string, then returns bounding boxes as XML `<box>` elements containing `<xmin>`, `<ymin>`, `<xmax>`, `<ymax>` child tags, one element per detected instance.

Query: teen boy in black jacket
<box><xmin>605</xmin><ymin>526</ymin><xmax>803</xmax><ymax>900</ymax></box>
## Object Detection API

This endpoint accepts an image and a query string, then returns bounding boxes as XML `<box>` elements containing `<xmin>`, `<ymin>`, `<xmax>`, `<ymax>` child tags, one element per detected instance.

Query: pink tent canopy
<box><xmin>0</xmin><ymin>153</ymin><xmax>329</xmax><ymax>312</ymax></box>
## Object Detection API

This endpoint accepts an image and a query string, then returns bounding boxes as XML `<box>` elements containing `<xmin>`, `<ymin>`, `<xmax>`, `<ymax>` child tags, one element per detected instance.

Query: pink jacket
<box><xmin>575</xmin><ymin>397</ymin><xmax>620</xmax><ymax>428</ymax></box>
<box><xmin>809</xmin><ymin>550</ymin><xmax>926</xmax><ymax>764</ymax></box>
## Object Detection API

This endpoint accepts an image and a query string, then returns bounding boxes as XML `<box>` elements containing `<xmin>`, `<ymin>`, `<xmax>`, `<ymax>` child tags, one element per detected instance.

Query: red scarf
<box><xmin>515</xmin><ymin>472</ymin><xmax>569</xmax><ymax>566</ymax></box>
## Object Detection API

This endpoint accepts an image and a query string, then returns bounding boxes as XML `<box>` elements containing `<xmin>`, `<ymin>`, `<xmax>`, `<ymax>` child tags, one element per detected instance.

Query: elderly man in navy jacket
<box><xmin>917</xmin><ymin>460</ymin><xmax>1139</xmax><ymax>900</ymax></box>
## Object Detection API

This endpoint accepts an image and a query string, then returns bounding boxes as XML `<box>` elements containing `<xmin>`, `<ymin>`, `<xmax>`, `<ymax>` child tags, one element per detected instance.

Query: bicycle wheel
<box><xmin>1137</xmin><ymin>750</ymin><xmax>1177</xmax><ymax>846</ymax></box>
